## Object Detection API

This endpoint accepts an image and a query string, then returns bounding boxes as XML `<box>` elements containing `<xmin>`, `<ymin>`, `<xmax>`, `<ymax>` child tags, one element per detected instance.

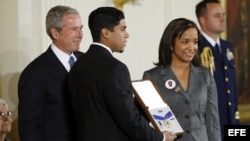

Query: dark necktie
<box><xmin>68</xmin><ymin>56</ymin><xmax>75</xmax><ymax>68</ymax></box>
<box><xmin>215</xmin><ymin>43</ymin><xmax>221</xmax><ymax>53</ymax></box>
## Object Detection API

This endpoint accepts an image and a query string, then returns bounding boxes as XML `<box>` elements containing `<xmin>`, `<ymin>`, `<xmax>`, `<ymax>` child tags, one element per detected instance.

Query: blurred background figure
<box><xmin>195</xmin><ymin>1</ymin><xmax>240</xmax><ymax>140</ymax></box>
<box><xmin>0</xmin><ymin>99</ymin><xmax>12</xmax><ymax>141</ymax></box>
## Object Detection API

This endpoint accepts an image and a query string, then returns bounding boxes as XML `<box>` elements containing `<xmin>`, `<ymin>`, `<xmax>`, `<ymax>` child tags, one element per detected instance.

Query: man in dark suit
<box><xmin>195</xmin><ymin>1</ymin><xmax>240</xmax><ymax>140</ymax></box>
<box><xmin>18</xmin><ymin>5</ymin><xmax>84</xmax><ymax>141</ymax></box>
<box><xmin>68</xmin><ymin>6</ymin><xmax>176</xmax><ymax>141</ymax></box>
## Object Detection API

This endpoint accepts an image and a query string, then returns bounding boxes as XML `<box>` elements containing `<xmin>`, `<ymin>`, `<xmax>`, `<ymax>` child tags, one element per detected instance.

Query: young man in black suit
<box><xmin>68</xmin><ymin>6</ymin><xmax>176</xmax><ymax>141</ymax></box>
<box><xmin>18</xmin><ymin>5</ymin><xmax>84</xmax><ymax>141</ymax></box>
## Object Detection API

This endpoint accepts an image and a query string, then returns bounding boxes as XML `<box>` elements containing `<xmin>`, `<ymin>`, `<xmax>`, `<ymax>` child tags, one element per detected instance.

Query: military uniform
<box><xmin>199</xmin><ymin>34</ymin><xmax>240</xmax><ymax>140</ymax></box>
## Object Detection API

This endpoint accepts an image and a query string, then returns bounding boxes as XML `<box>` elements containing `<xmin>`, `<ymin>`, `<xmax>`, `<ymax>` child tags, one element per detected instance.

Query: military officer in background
<box><xmin>195</xmin><ymin>0</ymin><xmax>240</xmax><ymax>140</ymax></box>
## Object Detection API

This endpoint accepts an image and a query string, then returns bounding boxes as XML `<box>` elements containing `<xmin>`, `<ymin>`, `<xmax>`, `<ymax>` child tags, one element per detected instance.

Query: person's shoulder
<box><xmin>220</xmin><ymin>38</ymin><xmax>233</xmax><ymax>47</ymax></box>
<box><xmin>192</xmin><ymin>65</ymin><xmax>211</xmax><ymax>74</ymax></box>
<box><xmin>144</xmin><ymin>66</ymin><xmax>161</xmax><ymax>74</ymax></box>
<box><xmin>198</xmin><ymin>35</ymin><xmax>212</xmax><ymax>49</ymax></box>
<box><xmin>198</xmin><ymin>66</ymin><xmax>210</xmax><ymax>72</ymax></box>
<box><xmin>74</xmin><ymin>50</ymin><xmax>84</xmax><ymax>58</ymax></box>
<box><xmin>20</xmin><ymin>53</ymin><xmax>46</xmax><ymax>73</ymax></box>
<box><xmin>20</xmin><ymin>48</ymin><xmax>55</xmax><ymax>76</ymax></box>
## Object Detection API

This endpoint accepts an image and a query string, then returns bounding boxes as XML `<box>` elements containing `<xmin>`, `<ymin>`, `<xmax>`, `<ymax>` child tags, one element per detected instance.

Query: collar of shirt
<box><xmin>92</xmin><ymin>42</ymin><xmax>113</xmax><ymax>55</ymax></box>
<box><xmin>51</xmin><ymin>44</ymin><xmax>76</xmax><ymax>72</ymax></box>
<box><xmin>201</xmin><ymin>31</ymin><xmax>220</xmax><ymax>47</ymax></box>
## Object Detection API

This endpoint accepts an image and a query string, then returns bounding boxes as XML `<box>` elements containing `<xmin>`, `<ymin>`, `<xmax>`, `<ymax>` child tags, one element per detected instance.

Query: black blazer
<box><xmin>18</xmin><ymin>46</ymin><xmax>84</xmax><ymax>141</ymax></box>
<box><xmin>68</xmin><ymin>44</ymin><xmax>163</xmax><ymax>141</ymax></box>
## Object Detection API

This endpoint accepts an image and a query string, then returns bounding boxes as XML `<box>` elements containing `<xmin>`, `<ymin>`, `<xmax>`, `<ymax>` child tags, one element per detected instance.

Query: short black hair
<box><xmin>88</xmin><ymin>7</ymin><xmax>125</xmax><ymax>42</ymax></box>
<box><xmin>195</xmin><ymin>0</ymin><xmax>220</xmax><ymax>24</ymax></box>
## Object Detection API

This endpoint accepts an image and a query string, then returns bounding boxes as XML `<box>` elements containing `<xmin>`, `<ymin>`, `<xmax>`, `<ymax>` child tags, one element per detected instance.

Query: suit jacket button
<box><xmin>185</xmin><ymin>115</ymin><xmax>190</xmax><ymax>119</ymax></box>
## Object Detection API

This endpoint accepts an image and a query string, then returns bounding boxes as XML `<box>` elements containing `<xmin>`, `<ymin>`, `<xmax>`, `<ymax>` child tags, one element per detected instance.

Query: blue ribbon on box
<box><xmin>153</xmin><ymin>111</ymin><xmax>174</xmax><ymax>127</ymax></box>
<box><xmin>153</xmin><ymin>111</ymin><xmax>173</xmax><ymax>120</ymax></box>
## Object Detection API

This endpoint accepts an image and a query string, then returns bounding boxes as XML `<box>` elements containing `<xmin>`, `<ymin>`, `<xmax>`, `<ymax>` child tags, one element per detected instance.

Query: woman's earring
<box><xmin>170</xmin><ymin>47</ymin><xmax>173</xmax><ymax>50</ymax></box>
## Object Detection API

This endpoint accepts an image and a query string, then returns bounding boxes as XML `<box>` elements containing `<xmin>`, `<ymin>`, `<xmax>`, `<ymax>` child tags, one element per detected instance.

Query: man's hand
<box><xmin>162</xmin><ymin>131</ymin><xmax>177</xmax><ymax>141</ymax></box>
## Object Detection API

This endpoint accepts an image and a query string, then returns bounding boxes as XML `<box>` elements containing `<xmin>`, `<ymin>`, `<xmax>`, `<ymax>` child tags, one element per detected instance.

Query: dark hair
<box><xmin>46</xmin><ymin>5</ymin><xmax>79</xmax><ymax>39</ymax></box>
<box><xmin>155</xmin><ymin>18</ymin><xmax>201</xmax><ymax>67</ymax></box>
<box><xmin>195</xmin><ymin>0</ymin><xmax>220</xmax><ymax>24</ymax></box>
<box><xmin>88</xmin><ymin>7</ymin><xmax>125</xmax><ymax>42</ymax></box>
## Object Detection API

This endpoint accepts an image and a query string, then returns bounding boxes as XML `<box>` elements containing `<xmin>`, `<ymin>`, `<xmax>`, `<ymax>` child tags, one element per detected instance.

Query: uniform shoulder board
<box><xmin>200</xmin><ymin>47</ymin><xmax>215</xmax><ymax>75</ymax></box>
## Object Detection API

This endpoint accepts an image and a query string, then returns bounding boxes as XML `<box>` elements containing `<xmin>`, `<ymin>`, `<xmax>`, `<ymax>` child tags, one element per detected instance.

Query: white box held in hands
<box><xmin>132</xmin><ymin>79</ymin><xmax>184</xmax><ymax>135</ymax></box>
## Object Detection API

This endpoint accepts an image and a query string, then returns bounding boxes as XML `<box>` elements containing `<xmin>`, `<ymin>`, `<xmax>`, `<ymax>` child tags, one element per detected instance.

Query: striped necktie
<box><xmin>68</xmin><ymin>56</ymin><xmax>75</xmax><ymax>68</ymax></box>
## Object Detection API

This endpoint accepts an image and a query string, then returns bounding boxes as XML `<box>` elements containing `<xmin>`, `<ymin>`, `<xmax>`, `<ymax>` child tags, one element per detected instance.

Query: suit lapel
<box><xmin>46</xmin><ymin>47</ymin><xmax>68</xmax><ymax>73</ymax></box>
<box><xmin>160</xmin><ymin>65</ymin><xmax>202</xmax><ymax>98</ymax></box>
<box><xmin>160</xmin><ymin>66</ymin><xmax>187</xmax><ymax>97</ymax></box>
<box><xmin>187</xmin><ymin>65</ymin><xmax>202</xmax><ymax>97</ymax></box>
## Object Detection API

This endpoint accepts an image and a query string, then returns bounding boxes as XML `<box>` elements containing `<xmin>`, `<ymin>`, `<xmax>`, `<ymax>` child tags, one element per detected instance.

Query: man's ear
<box><xmin>51</xmin><ymin>27</ymin><xmax>59</xmax><ymax>39</ymax></box>
<box><xmin>101</xmin><ymin>28</ymin><xmax>109</xmax><ymax>38</ymax></box>
<box><xmin>199</xmin><ymin>17</ymin><xmax>206</xmax><ymax>27</ymax></box>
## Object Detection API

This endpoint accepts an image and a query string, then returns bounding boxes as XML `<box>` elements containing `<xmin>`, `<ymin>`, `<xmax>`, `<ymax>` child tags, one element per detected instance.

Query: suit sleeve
<box><xmin>206</xmin><ymin>70</ymin><xmax>221</xmax><ymax>141</ymax></box>
<box><xmin>18</xmin><ymin>68</ymin><xmax>44</xmax><ymax>141</ymax></box>
<box><xmin>101</xmin><ymin>63</ymin><xmax>163</xmax><ymax>141</ymax></box>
